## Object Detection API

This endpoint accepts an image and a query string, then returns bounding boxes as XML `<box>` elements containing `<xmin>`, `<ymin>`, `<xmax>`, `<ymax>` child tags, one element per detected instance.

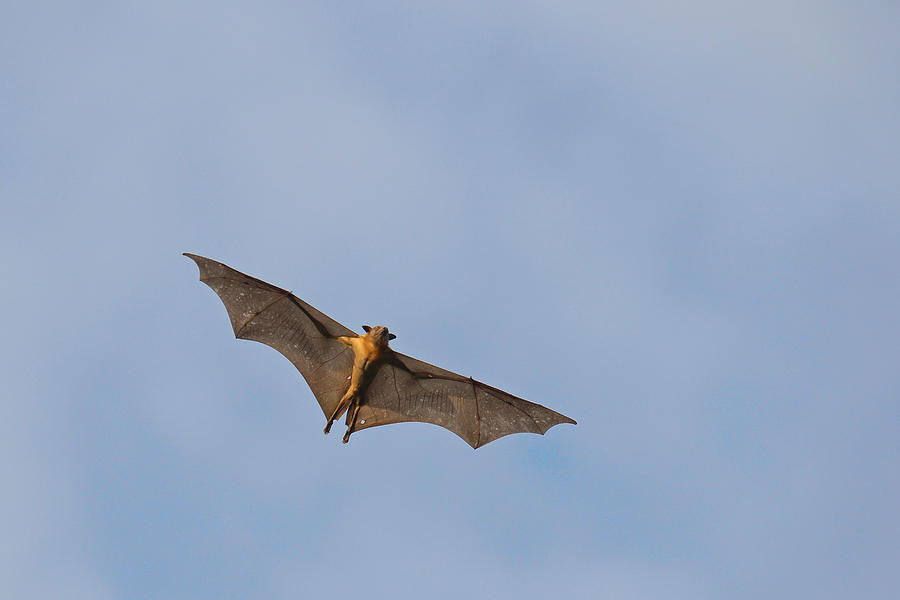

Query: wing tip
<box><xmin>183</xmin><ymin>252</ymin><xmax>205</xmax><ymax>273</ymax></box>
<box><xmin>183</xmin><ymin>253</ymin><xmax>233</xmax><ymax>284</ymax></box>
<box><xmin>184</xmin><ymin>253</ymin><xmax>219</xmax><ymax>284</ymax></box>
<box><xmin>531</xmin><ymin>418</ymin><xmax>576</xmax><ymax>439</ymax></box>
<box><xmin>546</xmin><ymin>407</ymin><xmax>577</xmax><ymax>428</ymax></box>
<box><xmin>183</xmin><ymin>252</ymin><xmax>209</xmax><ymax>263</ymax></box>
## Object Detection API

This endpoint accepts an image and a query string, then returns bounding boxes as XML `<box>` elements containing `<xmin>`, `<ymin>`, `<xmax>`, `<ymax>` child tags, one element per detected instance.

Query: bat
<box><xmin>184</xmin><ymin>253</ymin><xmax>576</xmax><ymax>448</ymax></box>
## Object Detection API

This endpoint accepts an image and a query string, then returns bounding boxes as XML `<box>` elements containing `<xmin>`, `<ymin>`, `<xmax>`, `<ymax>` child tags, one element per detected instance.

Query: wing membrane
<box><xmin>354</xmin><ymin>353</ymin><xmax>576</xmax><ymax>448</ymax></box>
<box><xmin>185</xmin><ymin>253</ymin><xmax>354</xmax><ymax>417</ymax></box>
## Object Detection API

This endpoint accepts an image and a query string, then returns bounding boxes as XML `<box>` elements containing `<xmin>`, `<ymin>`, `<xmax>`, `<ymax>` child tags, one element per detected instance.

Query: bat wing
<box><xmin>353</xmin><ymin>352</ymin><xmax>577</xmax><ymax>449</ymax></box>
<box><xmin>185</xmin><ymin>253</ymin><xmax>355</xmax><ymax>419</ymax></box>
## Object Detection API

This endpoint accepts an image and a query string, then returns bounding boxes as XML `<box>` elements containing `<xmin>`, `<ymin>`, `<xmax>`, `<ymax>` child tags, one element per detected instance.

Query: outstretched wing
<box><xmin>353</xmin><ymin>352</ymin><xmax>577</xmax><ymax>449</ymax></box>
<box><xmin>184</xmin><ymin>253</ymin><xmax>354</xmax><ymax>418</ymax></box>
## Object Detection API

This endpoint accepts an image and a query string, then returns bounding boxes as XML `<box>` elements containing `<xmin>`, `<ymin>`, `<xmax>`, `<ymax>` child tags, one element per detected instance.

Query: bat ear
<box><xmin>388</xmin><ymin>333</ymin><xmax>397</xmax><ymax>340</ymax></box>
<box><xmin>362</xmin><ymin>325</ymin><xmax>372</xmax><ymax>333</ymax></box>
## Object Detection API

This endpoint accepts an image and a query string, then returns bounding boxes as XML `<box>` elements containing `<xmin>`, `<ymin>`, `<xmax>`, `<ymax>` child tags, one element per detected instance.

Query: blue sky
<box><xmin>2</xmin><ymin>2</ymin><xmax>898</xmax><ymax>598</ymax></box>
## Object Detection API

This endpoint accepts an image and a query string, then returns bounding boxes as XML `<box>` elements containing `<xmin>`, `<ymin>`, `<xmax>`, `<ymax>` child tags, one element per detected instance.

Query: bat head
<box><xmin>362</xmin><ymin>325</ymin><xmax>396</xmax><ymax>345</ymax></box>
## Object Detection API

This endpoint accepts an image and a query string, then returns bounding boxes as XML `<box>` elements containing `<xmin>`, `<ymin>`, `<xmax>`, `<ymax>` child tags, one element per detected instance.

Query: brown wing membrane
<box><xmin>353</xmin><ymin>353</ymin><xmax>577</xmax><ymax>449</ymax></box>
<box><xmin>184</xmin><ymin>253</ymin><xmax>355</xmax><ymax>418</ymax></box>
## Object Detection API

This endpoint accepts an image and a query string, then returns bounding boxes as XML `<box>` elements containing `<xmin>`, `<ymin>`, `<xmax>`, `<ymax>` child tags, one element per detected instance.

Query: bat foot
<box><xmin>324</xmin><ymin>421</ymin><xmax>333</xmax><ymax>435</ymax></box>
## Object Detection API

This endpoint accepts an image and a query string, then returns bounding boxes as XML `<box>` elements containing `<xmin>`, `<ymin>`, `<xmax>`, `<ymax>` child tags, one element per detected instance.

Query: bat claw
<box><xmin>342</xmin><ymin>431</ymin><xmax>351</xmax><ymax>443</ymax></box>
<box><xmin>324</xmin><ymin>421</ymin><xmax>333</xmax><ymax>434</ymax></box>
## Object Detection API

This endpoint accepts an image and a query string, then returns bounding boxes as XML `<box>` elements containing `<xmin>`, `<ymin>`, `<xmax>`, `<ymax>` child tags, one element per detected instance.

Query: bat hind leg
<box><xmin>325</xmin><ymin>390</ymin><xmax>355</xmax><ymax>435</ymax></box>
<box><xmin>342</xmin><ymin>400</ymin><xmax>363</xmax><ymax>444</ymax></box>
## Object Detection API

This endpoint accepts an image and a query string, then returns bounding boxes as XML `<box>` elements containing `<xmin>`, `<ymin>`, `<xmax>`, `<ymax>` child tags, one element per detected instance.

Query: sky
<box><xmin>2</xmin><ymin>1</ymin><xmax>898</xmax><ymax>598</ymax></box>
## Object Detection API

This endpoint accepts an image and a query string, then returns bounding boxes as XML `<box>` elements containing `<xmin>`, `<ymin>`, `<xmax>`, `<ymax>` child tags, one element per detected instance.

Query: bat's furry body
<box><xmin>185</xmin><ymin>253</ymin><xmax>575</xmax><ymax>448</ymax></box>
<box><xmin>328</xmin><ymin>326</ymin><xmax>395</xmax><ymax>441</ymax></box>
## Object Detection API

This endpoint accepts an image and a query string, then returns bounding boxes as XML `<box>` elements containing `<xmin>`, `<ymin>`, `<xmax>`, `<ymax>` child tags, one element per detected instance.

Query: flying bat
<box><xmin>184</xmin><ymin>253</ymin><xmax>576</xmax><ymax>448</ymax></box>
